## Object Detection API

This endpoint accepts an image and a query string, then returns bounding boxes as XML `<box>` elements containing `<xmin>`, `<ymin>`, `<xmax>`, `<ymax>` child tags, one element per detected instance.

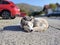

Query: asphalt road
<box><xmin>46</xmin><ymin>17</ymin><xmax>60</xmax><ymax>30</ymax></box>
<box><xmin>0</xmin><ymin>17</ymin><xmax>60</xmax><ymax>45</ymax></box>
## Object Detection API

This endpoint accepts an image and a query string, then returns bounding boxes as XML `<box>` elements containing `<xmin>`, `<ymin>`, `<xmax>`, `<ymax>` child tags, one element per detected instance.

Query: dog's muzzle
<box><xmin>30</xmin><ymin>29</ymin><xmax>33</xmax><ymax>32</ymax></box>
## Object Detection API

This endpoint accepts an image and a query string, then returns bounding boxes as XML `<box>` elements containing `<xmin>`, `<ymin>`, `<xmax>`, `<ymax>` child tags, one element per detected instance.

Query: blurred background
<box><xmin>10</xmin><ymin>0</ymin><xmax>60</xmax><ymax>16</ymax></box>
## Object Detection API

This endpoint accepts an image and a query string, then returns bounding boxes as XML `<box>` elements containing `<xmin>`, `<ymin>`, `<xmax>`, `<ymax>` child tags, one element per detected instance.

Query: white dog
<box><xmin>20</xmin><ymin>16</ymin><xmax>49</xmax><ymax>32</ymax></box>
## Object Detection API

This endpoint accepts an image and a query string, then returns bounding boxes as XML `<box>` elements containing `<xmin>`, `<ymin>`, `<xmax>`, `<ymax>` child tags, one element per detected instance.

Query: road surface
<box><xmin>0</xmin><ymin>17</ymin><xmax>60</xmax><ymax>45</ymax></box>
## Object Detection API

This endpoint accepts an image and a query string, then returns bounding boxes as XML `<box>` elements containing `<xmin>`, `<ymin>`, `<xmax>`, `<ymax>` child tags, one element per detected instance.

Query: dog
<box><xmin>33</xmin><ymin>18</ymin><xmax>49</xmax><ymax>32</ymax></box>
<box><xmin>20</xmin><ymin>16</ymin><xmax>49</xmax><ymax>32</ymax></box>
<box><xmin>20</xmin><ymin>16</ymin><xmax>34</xmax><ymax>32</ymax></box>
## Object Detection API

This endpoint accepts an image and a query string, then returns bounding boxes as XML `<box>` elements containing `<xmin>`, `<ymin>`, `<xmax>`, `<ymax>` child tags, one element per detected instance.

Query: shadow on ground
<box><xmin>3</xmin><ymin>25</ymin><xmax>26</xmax><ymax>32</ymax></box>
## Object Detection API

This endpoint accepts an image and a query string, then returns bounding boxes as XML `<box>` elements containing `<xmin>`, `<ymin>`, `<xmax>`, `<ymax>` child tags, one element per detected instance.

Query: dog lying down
<box><xmin>20</xmin><ymin>16</ymin><xmax>49</xmax><ymax>32</ymax></box>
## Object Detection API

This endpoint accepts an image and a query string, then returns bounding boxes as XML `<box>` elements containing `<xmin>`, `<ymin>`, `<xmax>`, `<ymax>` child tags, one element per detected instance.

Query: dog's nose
<box><xmin>30</xmin><ymin>30</ymin><xmax>33</xmax><ymax>32</ymax></box>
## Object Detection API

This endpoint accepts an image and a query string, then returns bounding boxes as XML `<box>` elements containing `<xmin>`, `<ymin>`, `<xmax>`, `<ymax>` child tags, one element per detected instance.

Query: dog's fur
<box><xmin>20</xmin><ymin>16</ymin><xmax>48</xmax><ymax>32</ymax></box>
<box><xmin>33</xmin><ymin>18</ymin><xmax>49</xmax><ymax>32</ymax></box>
<box><xmin>22</xmin><ymin>21</ymin><xmax>34</xmax><ymax>32</ymax></box>
<box><xmin>20</xmin><ymin>16</ymin><xmax>34</xmax><ymax>32</ymax></box>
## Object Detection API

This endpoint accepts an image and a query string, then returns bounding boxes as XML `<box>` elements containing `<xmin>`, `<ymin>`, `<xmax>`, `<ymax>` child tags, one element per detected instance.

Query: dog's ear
<box><xmin>31</xmin><ymin>18</ymin><xmax>34</xmax><ymax>23</ymax></box>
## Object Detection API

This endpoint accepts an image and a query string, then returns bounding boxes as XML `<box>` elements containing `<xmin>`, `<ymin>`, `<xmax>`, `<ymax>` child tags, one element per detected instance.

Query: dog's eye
<box><xmin>25</xmin><ymin>23</ymin><xmax>29</xmax><ymax>27</ymax></box>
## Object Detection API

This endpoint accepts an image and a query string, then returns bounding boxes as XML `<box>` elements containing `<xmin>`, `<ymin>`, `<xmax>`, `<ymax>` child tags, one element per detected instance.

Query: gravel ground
<box><xmin>0</xmin><ymin>17</ymin><xmax>60</xmax><ymax>45</ymax></box>
<box><xmin>0</xmin><ymin>17</ymin><xmax>21</xmax><ymax>29</ymax></box>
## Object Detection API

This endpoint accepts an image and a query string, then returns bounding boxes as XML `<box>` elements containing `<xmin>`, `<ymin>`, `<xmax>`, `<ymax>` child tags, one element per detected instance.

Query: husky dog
<box><xmin>20</xmin><ymin>16</ymin><xmax>48</xmax><ymax>32</ymax></box>
<box><xmin>20</xmin><ymin>16</ymin><xmax>34</xmax><ymax>32</ymax></box>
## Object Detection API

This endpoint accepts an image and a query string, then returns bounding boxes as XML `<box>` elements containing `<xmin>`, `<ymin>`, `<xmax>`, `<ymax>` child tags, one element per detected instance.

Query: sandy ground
<box><xmin>0</xmin><ymin>17</ymin><xmax>60</xmax><ymax>45</ymax></box>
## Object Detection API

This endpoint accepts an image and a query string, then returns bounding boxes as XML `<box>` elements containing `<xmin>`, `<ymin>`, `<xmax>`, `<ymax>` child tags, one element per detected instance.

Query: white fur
<box><xmin>27</xmin><ymin>21</ymin><xmax>33</xmax><ymax>30</ymax></box>
<box><xmin>33</xmin><ymin>18</ymin><xmax>49</xmax><ymax>32</ymax></box>
<box><xmin>23</xmin><ymin>21</ymin><xmax>33</xmax><ymax>32</ymax></box>
<box><xmin>20</xmin><ymin>19</ymin><xmax>34</xmax><ymax>32</ymax></box>
<box><xmin>20</xmin><ymin>17</ymin><xmax>49</xmax><ymax>32</ymax></box>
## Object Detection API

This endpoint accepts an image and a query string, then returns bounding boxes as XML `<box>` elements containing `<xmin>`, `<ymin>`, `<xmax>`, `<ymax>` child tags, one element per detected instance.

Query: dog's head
<box><xmin>25</xmin><ymin>21</ymin><xmax>34</xmax><ymax>32</ymax></box>
<box><xmin>21</xmin><ymin>16</ymin><xmax>35</xmax><ymax>32</ymax></box>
